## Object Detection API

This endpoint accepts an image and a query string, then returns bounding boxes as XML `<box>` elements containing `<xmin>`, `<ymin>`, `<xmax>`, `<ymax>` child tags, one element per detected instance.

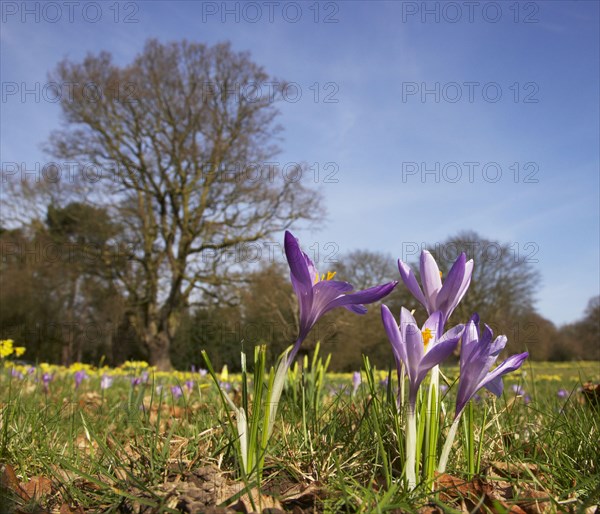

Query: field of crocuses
<box><xmin>1</xmin><ymin>232</ymin><xmax>599</xmax><ymax>513</ymax></box>
<box><xmin>0</xmin><ymin>354</ymin><xmax>599</xmax><ymax>513</ymax></box>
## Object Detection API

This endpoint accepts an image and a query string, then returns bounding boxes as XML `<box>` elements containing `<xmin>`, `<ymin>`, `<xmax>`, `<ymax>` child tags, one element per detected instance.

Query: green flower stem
<box><xmin>437</xmin><ymin>413</ymin><xmax>462</xmax><ymax>473</ymax></box>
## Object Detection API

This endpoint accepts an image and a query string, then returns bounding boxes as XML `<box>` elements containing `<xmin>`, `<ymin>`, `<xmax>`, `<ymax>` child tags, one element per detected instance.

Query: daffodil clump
<box><xmin>0</xmin><ymin>339</ymin><xmax>26</xmax><ymax>360</ymax></box>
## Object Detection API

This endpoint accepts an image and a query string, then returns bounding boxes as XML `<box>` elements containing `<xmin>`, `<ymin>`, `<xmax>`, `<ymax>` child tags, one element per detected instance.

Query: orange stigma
<box><xmin>422</xmin><ymin>328</ymin><xmax>434</xmax><ymax>349</ymax></box>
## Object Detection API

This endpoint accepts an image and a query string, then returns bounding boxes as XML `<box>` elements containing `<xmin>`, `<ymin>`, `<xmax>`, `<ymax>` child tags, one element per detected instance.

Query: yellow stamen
<box><xmin>422</xmin><ymin>328</ymin><xmax>434</xmax><ymax>349</ymax></box>
<box><xmin>314</xmin><ymin>271</ymin><xmax>337</xmax><ymax>284</ymax></box>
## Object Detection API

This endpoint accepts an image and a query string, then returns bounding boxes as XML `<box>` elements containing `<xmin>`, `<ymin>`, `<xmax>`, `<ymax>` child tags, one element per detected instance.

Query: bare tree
<box><xmin>333</xmin><ymin>250</ymin><xmax>397</xmax><ymax>291</ymax></box>
<box><xmin>45</xmin><ymin>40</ymin><xmax>322</xmax><ymax>369</ymax></box>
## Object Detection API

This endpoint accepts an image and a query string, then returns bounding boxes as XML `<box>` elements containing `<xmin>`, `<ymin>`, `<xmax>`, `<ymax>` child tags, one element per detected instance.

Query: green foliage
<box><xmin>0</xmin><ymin>361</ymin><xmax>598</xmax><ymax>511</ymax></box>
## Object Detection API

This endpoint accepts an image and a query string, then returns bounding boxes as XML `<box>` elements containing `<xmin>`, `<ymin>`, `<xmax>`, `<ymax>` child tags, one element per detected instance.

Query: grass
<box><xmin>0</xmin><ymin>358</ymin><xmax>599</xmax><ymax>513</ymax></box>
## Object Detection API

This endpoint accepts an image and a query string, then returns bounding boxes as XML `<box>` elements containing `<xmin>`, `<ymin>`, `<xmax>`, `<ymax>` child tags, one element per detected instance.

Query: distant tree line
<box><xmin>1</xmin><ymin>218</ymin><xmax>597</xmax><ymax>370</ymax></box>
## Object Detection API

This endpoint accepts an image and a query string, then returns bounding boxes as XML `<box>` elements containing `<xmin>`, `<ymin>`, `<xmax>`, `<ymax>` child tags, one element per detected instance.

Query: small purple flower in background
<box><xmin>352</xmin><ymin>371</ymin><xmax>361</xmax><ymax>396</ymax></box>
<box><xmin>74</xmin><ymin>370</ymin><xmax>88</xmax><ymax>389</ymax></box>
<box><xmin>524</xmin><ymin>394</ymin><xmax>532</xmax><ymax>405</ymax></box>
<box><xmin>131</xmin><ymin>376</ymin><xmax>142</xmax><ymax>387</ymax></box>
<box><xmin>11</xmin><ymin>368</ymin><xmax>24</xmax><ymax>380</ymax></box>
<box><xmin>141</xmin><ymin>371</ymin><xmax>150</xmax><ymax>383</ymax></box>
<box><xmin>171</xmin><ymin>385</ymin><xmax>183</xmax><ymax>399</ymax></box>
<box><xmin>219</xmin><ymin>381</ymin><xmax>231</xmax><ymax>391</ymax></box>
<box><xmin>557</xmin><ymin>388</ymin><xmax>569</xmax><ymax>399</ymax></box>
<box><xmin>398</xmin><ymin>250</ymin><xmax>473</xmax><ymax>327</ymax></box>
<box><xmin>42</xmin><ymin>372</ymin><xmax>53</xmax><ymax>393</ymax></box>
<box><xmin>185</xmin><ymin>379</ymin><xmax>195</xmax><ymax>392</ymax></box>
<box><xmin>285</xmin><ymin>231</ymin><xmax>397</xmax><ymax>364</ymax></box>
<box><xmin>511</xmin><ymin>384</ymin><xmax>525</xmax><ymax>396</ymax></box>
<box><xmin>199</xmin><ymin>368</ymin><xmax>208</xmax><ymax>377</ymax></box>
<box><xmin>27</xmin><ymin>366</ymin><xmax>36</xmax><ymax>375</ymax></box>
<box><xmin>100</xmin><ymin>374</ymin><xmax>114</xmax><ymax>390</ymax></box>
<box><xmin>440</xmin><ymin>384</ymin><xmax>449</xmax><ymax>394</ymax></box>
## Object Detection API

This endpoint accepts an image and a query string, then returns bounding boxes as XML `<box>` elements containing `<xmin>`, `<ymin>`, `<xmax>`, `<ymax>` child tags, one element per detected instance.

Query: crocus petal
<box><xmin>398</xmin><ymin>259</ymin><xmax>428</xmax><ymax>308</ymax></box>
<box><xmin>422</xmin><ymin>311</ymin><xmax>443</xmax><ymax>347</ymax></box>
<box><xmin>420</xmin><ymin>251</ymin><xmax>442</xmax><ymax>310</ymax></box>
<box><xmin>381</xmin><ymin>305</ymin><xmax>407</xmax><ymax>368</ymax></box>
<box><xmin>327</xmin><ymin>282</ymin><xmax>397</xmax><ymax>312</ymax></box>
<box><xmin>483</xmin><ymin>375</ymin><xmax>504</xmax><ymax>396</ymax></box>
<box><xmin>417</xmin><ymin>333</ymin><xmax>461</xmax><ymax>384</ymax></box>
<box><xmin>284</xmin><ymin>231</ymin><xmax>313</xmax><ymax>293</ymax></box>
<box><xmin>345</xmin><ymin>304</ymin><xmax>368</xmax><ymax>314</ymax></box>
<box><xmin>401</xmin><ymin>307</ymin><xmax>423</xmax><ymax>381</ymax></box>
<box><xmin>445</xmin><ymin>259</ymin><xmax>473</xmax><ymax>318</ymax></box>
<box><xmin>310</xmin><ymin>280</ymin><xmax>354</xmax><ymax>321</ymax></box>
<box><xmin>477</xmin><ymin>352</ymin><xmax>529</xmax><ymax>396</ymax></box>
<box><xmin>488</xmin><ymin>334</ymin><xmax>508</xmax><ymax>357</ymax></box>
<box><xmin>435</xmin><ymin>253</ymin><xmax>466</xmax><ymax>318</ymax></box>
<box><xmin>459</xmin><ymin>318</ymin><xmax>480</xmax><ymax>368</ymax></box>
<box><xmin>437</xmin><ymin>323</ymin><xmax>466</xmax><ymax>348</ymax></box>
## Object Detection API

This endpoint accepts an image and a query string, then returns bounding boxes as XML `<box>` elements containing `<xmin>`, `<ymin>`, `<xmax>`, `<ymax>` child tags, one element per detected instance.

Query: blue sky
<box><xmin>1</xmin><ymin>1</ymin><xmax>599</xmax><ymax>325</ymax></box>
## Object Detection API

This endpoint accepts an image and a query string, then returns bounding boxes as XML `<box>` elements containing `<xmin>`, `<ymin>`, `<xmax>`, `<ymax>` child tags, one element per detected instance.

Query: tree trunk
<box><xmin>145</xmin><ymin>330</ymin><xmax>173</xmax><ymax>371</ymax></box>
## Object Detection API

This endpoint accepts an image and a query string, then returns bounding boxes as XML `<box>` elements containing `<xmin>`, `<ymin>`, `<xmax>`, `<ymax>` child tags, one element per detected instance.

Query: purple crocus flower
<box><xmin>11</xmin><ymin>368</ymin><xmax>24</xmax><ymax>380</ymax></box>
<box><xmin>131</xmin><ymin>376</ymin><xmax>142</xmax><ymax>387</ymax></box>
<box><xmin>42</xmin><ymin>372</ymin><xmax>53</xmax><ymax>392</ymax></box>
<box><xmin>352</xmin><ymin>371</ymin><xmax>362</xmax><ymax>396</ymax></box>
<box><xmin>185</xmin><ymin>379</ymin><xmax>195</xmax><ymax>392</ymax></box>
<box><xmin>454</xmin><ymin>315</ymin><xmax>529</xmax><ymax>418</ymax></box>
<box><xmin>511</xmin><ymin>384</ymin><xmax>525</xmax><ymax>396</ymax></box>
<box><xmin>439</xmin><ymin>315</ymin><xmax>528</xmax><ymax>473</ymax></box>
<box><xmin>171</xmin><ymin>385</ymin><xmax>183</xmax><ymax>399</ymax></box>
<box><xmin>381</xmin><ymin>306</ymin><xmax>464</xmax><ymax>409</ymax></box>
<box><xmin>74</xmin><ymin>370</ymin><xmax>88</xmax><ymax>389</ymax></box>
<box><xmin>398</xmin><ymin>250</ymin><xmax>473</xmax><ymax>327</ymax></box>
<box><xmin>557</xmin><ymin>388</ymin><xmax>569</xmax><ymax>399</ymax></box>
<box><xmin>100</xmin><ymin>374</ymin><xmax>114</xmax><ymax>390</ymax></box>
<box><xmin>285</xmin><ymin>231</ymin><xmax>397</xmax><ymax>363</ymax></box>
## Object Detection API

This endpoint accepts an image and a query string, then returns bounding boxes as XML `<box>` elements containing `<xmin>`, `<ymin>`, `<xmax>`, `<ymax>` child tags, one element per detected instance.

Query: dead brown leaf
<box><xmin>21</xmin><ymin>475</ymin><xmax>52</xmax><ymax>500</ymax></box>
<box><xmin>78</xmin><ymin>391</ymin><xmax>103</xmax><ymax>411</ymax></box>
<box><xmin>1</xmin><ymin>463</ymin><xmax>30</xmax><ymax>501</ymax></box>
<box><xmin>59</xmin><ymin>504</ymin><xmax>85</xmax><ymax>514</ymax></box>
<box><xmin>435</xmin><ymin>472</ymin><xmax>528</xmax><ymax>514</ymax></box>
<box><xmin>582</xmin><ymin>382</ymin><xmax>600</xmax><ymax>406</ymax></box>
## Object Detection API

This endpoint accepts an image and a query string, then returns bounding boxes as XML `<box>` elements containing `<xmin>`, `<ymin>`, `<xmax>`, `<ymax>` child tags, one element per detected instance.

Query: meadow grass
<box><xmin>0</xmin><ymin>359</ymin><xmax>598</xmax><ymax>513</ymax></box>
